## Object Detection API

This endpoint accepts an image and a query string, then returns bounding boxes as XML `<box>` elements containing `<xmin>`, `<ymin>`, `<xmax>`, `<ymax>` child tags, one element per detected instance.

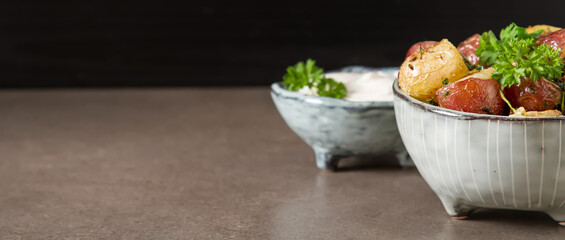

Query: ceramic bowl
<box><xmin>271</xmin><ymin>66</ymin><xmax>411</xmax><ymax>170</ymax></box>
<box><xmin>393</xmin><ymin>79</ymin><xmax>565</xmax><ymax>225</ymax></box>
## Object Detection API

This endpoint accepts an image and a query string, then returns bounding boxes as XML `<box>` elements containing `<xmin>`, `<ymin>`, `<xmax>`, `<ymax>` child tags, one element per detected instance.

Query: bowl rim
<box><xmin>271</xmin><ymin>66</ymin><xmax>397</xmax><ymax>109</ymax></box>
<box><xmin>392</xmin><ymin>78</ymin><xmax>565</xmax><ymax>121</ymax></box>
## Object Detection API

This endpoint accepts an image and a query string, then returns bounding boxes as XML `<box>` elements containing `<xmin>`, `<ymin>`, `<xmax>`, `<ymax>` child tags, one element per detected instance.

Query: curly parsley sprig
<box><xmin>476</xmin><ymin>23</ymin><xmax>563</xmax><ymax>89</ymax></box>
<box><xmin>282</xmin><ymin>59</ymin><xmax>347</xmax><ymax>99</ymax></box>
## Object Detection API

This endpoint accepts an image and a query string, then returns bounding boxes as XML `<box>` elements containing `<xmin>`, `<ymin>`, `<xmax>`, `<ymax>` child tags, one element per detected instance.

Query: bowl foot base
<box><xmin>396</xmin><ymin>151</ymin><xmax>414</xmax><ymax>167</ymax></box>
<box><xmin>438</xmin><ymin>197</ymin><xmax>476</xmax><ymax>219</ymax></box>
<box><xmin>314</xmin><ymin>148</ymin><xmax>339</xmax><ymax>171</ymax></box>
<box><xmin>544</xmin><ymin>210</ymin><xmax>565</xmax><ymax>226</ymax></box>
<box><xmin>439</xmin><ymin>202</ymin><xmax>565</xmax><ymax>226</ymax></box>
<box><xmin>450</xmin><ymin>215</ymin><xmax>470</xmax><ymax>220</ymax></box>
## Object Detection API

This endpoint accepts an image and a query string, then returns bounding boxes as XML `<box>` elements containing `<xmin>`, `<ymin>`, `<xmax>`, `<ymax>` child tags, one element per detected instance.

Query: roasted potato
<box><xmin>435</xmin><ymin>77</ymin><xmax>504</xmax><ymax>115</ymax></box>
<box><xmin>405</xmin><ymin>41</ymin><xmax>438</xmax><ymax>58</ymax></box>
<box><xmin>526</xmin><ymin>24</ymin><xmax>561</xmax><ymax>34</ymax></box>
<box><xmin>457</xmin><ymin>67</ymin><xmax>495</xmax><ymax>82</ymax></box>
<box><xmin>536</xmin><ymin>28</ymin><xmax>565</xmax><ymax>58</ymax></box>
<box><xmin>510</xmin><ymin>107</ymin><xmax>562</xmax><ymax>117</ymax></box>
<box><xmin>503</xmin><ymin>78</ymin><xmax>562</xmax><ymax>111</ymax></box>
<box><xmin>457</xmin><ymin>34</ymin><xmax>481</xmax><ymax>65</ymax></box>
<box><xmin>399</xmin><ymin>39</ymin><xmax>469</xmax><ymax>102</ymax></box>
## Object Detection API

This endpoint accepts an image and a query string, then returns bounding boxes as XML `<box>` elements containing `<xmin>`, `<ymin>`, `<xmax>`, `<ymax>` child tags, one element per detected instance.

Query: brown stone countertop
<box><xmin>1</xmin><ymin>88</ymin><xmax>564</xmax><ymax>239</ymax></box>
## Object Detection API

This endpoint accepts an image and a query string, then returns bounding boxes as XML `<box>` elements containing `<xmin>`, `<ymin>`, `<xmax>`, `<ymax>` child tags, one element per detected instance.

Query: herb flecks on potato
<box><xmin>399</xmin><ymin>39</ymin><xmax>468</xmax><ymax>102</ymax></box>
<box><xmin>405</xmin><ymin>41</ymin><xmax>438</xmax><ymax>58</ymax></box>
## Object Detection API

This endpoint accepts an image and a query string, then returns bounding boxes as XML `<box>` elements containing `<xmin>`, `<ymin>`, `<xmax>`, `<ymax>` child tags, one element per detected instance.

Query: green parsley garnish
<box><xmin>476</xmin><ymin>23</ymin><xmax>564</xmax><ymax>89</ymax></box>
<box><xmin>428</xmin><ymin>98</ymin><xmax>438</xmax><ymax>106</ymax></box>
<box><xmin>282</xmin><ymin>59</ymin><xmax>347</xmax><ymax>99</ymax></box>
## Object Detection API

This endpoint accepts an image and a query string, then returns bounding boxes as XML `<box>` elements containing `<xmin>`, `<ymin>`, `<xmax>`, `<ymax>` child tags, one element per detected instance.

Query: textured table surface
<box><xmin>1</xmin><ymin>88</ymin><xmax>564</xmax><ymax>239</ymax></box>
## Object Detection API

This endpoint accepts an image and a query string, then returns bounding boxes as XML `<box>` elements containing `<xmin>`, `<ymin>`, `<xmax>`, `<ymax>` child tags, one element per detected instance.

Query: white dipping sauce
<box><xmin>298</xmin><ymin>71</ymin><xmax>397</xmax><ymax>102</ymax></box>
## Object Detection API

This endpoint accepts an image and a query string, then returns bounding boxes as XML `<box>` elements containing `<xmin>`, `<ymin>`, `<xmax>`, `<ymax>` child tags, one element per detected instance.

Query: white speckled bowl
<box><xmin>393</xmin><ymin>79</ymin><xmax>565</xmax><ymax>225</ymax></box>
<box><xmin>271</xmin><ymin>66</ymin><xmax>412</xmax><ymax>170</ymax></box>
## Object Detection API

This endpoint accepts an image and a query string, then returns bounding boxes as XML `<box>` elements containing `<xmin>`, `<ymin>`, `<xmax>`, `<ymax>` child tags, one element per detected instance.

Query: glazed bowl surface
<box><xmin>393</xmin><ymin>78</ymin><xmax>565</xmax><ymax>225</ymax></box>
<box><xmin>271</xmin><ymin>66</ymin><xmax>411</xmax><ymax>170</ymax></box>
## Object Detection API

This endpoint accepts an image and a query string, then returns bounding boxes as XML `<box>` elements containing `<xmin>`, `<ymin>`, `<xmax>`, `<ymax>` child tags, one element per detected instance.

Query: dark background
<box><xmin>1</xmin><ymin>0</ymin><xmax>564</xmax><ymax>88</ymax></box>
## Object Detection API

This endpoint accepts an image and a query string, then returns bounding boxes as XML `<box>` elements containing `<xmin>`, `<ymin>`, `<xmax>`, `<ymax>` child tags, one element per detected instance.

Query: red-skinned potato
<box><xmin>405</xmin><ymin>41</ymin><xmax>438</xmax><ymax>58</ymax></box>
<box><xmin>457</xmin><ymin>34</ymin><xmax>480</xmax><ymax>65</ymax></box>
<box><xmin>503</xmin><ymin>78</ymin><xmax>562</xmax><ymax>111</ymax></box>
<box><xmin>435</xmin><ymin>77</ymin><xmax>504</xmax><ymax>115</ymax></box>
<box><xmin>536</xmin><ymin>29</ymin><xmax>565</xmax><ymax>58</ymax></box>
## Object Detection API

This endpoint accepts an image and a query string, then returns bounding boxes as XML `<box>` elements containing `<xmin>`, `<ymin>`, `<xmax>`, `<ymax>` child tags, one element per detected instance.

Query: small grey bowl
<box><xmin>271</xmin><ymin>66</ymin><xmax>411</xmax><ymax>170</ymax></box>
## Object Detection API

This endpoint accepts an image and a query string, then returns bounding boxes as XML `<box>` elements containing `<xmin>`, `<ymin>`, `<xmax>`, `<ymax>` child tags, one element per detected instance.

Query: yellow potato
<box><xmin>457</xmin><ymin>67</ymin><xmax>495</xmax><ymax>82</ymax></box>
<box><xmin>526</xmin><ymin>24</ymin><xmax>561</xmax><ymax>34</ymax></box>
<box><xmin>510</xmin><ymin>107</ymin><xmax>562</xmax><ymax>117</ymax></box>
<box><xmin>399</xmin><ymin>39</ymin><xmax>468</xmax><ymax>102</ymax></box>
